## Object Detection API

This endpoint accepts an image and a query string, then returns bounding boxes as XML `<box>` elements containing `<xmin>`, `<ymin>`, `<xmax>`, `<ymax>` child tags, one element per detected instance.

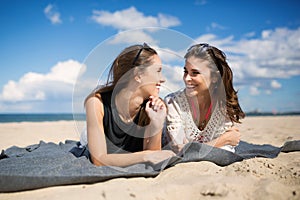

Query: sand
<box><xmin>0</xmin><ymin>116</ymin><xmax>299</xmax><ymax>200</ymax></box>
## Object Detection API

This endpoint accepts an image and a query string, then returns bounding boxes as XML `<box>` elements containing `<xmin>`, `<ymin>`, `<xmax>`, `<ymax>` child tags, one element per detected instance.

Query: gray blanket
<box><xmin>0</xmin><ymin>140</ymin><xmax>299</xmax><ymax>192</ymax></box>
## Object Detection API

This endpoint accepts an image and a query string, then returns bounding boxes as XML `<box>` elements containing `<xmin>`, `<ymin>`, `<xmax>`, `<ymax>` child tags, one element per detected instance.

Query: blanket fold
<box><xmin>0</xmin><ymin>140</ymin><xmax>299</xmax><ymax>192</ymax></box>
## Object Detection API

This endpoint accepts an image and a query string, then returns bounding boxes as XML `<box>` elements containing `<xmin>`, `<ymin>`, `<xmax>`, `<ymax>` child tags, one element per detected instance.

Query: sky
<box><xmin>0</xmin><ymin>0</ymin><xmax>300</xmax><ymax>114</ymax></box>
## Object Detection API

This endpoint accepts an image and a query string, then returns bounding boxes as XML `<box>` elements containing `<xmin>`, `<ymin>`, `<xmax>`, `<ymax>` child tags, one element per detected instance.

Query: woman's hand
<box><xmin>171</xmin><ymin>144</ymin><xmax>186</xmax><ymax>154</ymax></box>
<box><xmin>143</xmin><ymin>150</ymin><xmax>176</xmax><ymax>164</ymax></box>
<box><xmin>221</xmin><ymin>126</ymin><xmax>241</xmax><ymax>146</ymax></box>
<box><xmin>145</xmin><ymin>96</ymin><xmax>167</xmax><ymax>129</ymax></box>
<box><xmin>170</xmin><ymin>138</ymin><xmax>189</xmax><ymax>154</ymax></box>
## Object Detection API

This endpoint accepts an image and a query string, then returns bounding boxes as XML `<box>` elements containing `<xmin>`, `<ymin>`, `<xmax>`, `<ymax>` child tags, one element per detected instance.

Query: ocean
<box><xmin>0</xmin><ymin>114</ymin><xmax>86</xmax><ymax>123</ymax></box>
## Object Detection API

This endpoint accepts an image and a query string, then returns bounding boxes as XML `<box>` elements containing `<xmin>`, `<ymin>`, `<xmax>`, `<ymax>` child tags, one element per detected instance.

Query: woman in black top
<box><xmin>84</xmin><ymin>43</ymin><xmax>175</xmax><ymax>167</ymax></box>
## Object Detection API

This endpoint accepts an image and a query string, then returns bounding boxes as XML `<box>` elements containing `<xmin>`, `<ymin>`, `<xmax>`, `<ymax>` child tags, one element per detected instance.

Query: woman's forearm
<box><xmin>91</xmin><ymin>151</ymin><xmax>149</xmax><ymax>167</ymax></box>
<box><xmin>143</xmin><ymin>122</ymin><xmax>163</xmax><ymax>150</ymax></box>
<box><xmin>91</xmin><ymin>148</ymin><xmax>175</xmax><ymax>167</ymax></box>
<box><xmin>205</xmin><ymin>136</ymin><xmax>228</xmax><ymax>148</ymax></box>
<box><xmin>143</xmin><ymin>134</ymin><xmax>162</xmax><ymax>151</ymax></box>
<box><xmin>205</xmin><ymin>128</ymin><xmax>241</xmax><ymax>147</ymax></box>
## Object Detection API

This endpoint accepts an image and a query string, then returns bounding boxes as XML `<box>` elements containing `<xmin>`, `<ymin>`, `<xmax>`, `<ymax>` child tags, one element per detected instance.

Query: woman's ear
<box><xmin>135</xmin><ymin>75</ymin><xmax>142</xmax><ymax>83</ymax></box>
<box><xmin>212</xmin><ymin>74</ymin><xmax>218</xmax><ymax>83</ymax></box>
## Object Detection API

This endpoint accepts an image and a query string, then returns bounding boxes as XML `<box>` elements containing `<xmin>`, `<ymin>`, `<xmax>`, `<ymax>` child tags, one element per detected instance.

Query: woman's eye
<box><xmin>183</xmin><ymin>70</ymin><xmax>188</xmax><ymax>74</ymax></box>
<box><xmin>192</xmin><ymin>71</ymin><xmax>200</xmax><ymax>75</ymax></box>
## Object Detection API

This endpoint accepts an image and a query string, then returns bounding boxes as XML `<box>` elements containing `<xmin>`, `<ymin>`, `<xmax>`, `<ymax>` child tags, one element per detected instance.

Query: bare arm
<box><xmin>164</xmin><ymin>95</ymin><xmax>190</xmax><ymax>154</ymax></box>
<box><xmin>206</xmin><ymin>126</ymin><xmax>241</xmax><ymax>147</ymax></box>
<box><xmin>170</xmin><ymin>127</ymin><xmax>240</xmax><ymax>153</ymax></box>
<box><xmin>143</xmin><ymin>96</ymin><xmax>167</xmax><ymax>150</ymax></box>
<box><xmin>86</xmin><ymin>96</ymin><xmax>174</xmax><ymax>167</ymax></box>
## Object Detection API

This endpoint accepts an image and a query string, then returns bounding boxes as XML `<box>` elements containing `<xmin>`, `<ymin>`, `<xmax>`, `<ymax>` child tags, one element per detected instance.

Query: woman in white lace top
<box><xmin>164</xmin><ymin>43</ymin><xmax>245</xmax><ymax>153</ymax></box>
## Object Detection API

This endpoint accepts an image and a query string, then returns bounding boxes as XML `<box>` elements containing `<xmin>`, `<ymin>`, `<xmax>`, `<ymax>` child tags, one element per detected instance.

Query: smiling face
<box><xmin>183</xmin><ymin>56</ymin><xmax>215</xmax><ymax>97</ymax></box>
<box><xmin>139</xmin><ymin>54</ymin><xmax>165</xmax><ymax>97</ymax></box>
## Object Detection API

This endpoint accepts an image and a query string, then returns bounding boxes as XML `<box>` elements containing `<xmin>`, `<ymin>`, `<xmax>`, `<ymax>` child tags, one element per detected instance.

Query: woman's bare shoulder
<box><xmin>85</xmin><ymin>94</ymin><xmax>104</xmax><ymax>114</ymax></box>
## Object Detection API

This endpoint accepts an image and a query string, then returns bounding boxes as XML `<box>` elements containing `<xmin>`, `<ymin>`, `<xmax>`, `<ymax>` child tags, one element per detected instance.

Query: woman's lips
<box><xmin>156</xmin><ymin>83</ymin><xmax>161</xmax><ymax>89</ymax></box>
<box><xmin>186</xmin><ymin>84</ymin><xmax>196</xmax><ymax>89</ymax></box>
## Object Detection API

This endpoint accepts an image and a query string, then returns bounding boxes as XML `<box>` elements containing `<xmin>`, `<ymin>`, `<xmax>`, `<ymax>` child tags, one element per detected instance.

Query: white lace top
<box><xmin>164</xmin><ymin>89</ymin><xmax>235</xmax><ymax>152</ymax></box>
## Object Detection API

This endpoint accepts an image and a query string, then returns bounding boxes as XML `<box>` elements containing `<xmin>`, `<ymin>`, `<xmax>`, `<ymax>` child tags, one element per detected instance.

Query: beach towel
<box><xmin>0</xmin><ymin>140</ymin><xmax>299</xmax><ymax>192</ymax></box>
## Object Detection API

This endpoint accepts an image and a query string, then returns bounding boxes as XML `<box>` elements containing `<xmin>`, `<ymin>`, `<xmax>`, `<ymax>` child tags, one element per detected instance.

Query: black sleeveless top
<box><xmin>101</xmin><ymin>91</ymin><xmax>145</xmax><ymax>153</ymax></box>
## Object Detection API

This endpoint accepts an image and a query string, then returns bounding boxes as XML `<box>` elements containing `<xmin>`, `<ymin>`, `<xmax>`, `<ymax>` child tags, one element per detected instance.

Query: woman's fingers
<box><xmin>149</xmin><ymin>96</ymin><xmax>165</xmax><ymax>111</ymax></box>
<box><xmin>224</xmin><ymin>127</ymin><xmax>241</xmax><ymax>146</ymax></box>
<box><xmin>145</xmin><ymin>150</ymin><xmax>175</xmax><ymax>164</ymax></box>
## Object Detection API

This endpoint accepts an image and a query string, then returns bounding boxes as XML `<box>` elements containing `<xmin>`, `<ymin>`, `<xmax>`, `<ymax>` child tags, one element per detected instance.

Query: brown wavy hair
<box><xmin>85</xmin><ymin>43</ymin><xmax>158</xmax><ymax>126</ymax></box>
<box><xmin>185</xmin><ymin>43</ymin><xmax>245</xmax><ymax>123</ymax></box>
<box><xmin>85</xmin><ymin>43</ymin><xmax>157</xmax><ymax>100</ymax></box>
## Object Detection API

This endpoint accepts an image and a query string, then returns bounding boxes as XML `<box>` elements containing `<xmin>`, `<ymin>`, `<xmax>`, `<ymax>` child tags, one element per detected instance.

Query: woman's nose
<box><xmin>184</xmin><ymin>73</ymin><xmax>192</xmax><ymax>81</ymax></box>
<box><xmin>159</xmin><ymin>73</ymin><xmax>166</xmax><ymax>83</ymax></box>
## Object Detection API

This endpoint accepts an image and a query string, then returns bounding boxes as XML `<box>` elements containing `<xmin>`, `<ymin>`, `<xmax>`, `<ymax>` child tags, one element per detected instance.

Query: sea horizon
<box><xmin>0</xmin><ymin>111</ymin><xmax>299</xmax><ymax>123</ymax></box>
<box><xmin>0</xmin><ymin>113</ymin><xmax>86</xmax><ymax>123</ymax></box>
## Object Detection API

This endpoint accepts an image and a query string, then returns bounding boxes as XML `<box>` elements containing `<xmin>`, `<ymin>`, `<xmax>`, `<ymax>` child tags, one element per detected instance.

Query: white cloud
<box><xmin>195</xmin><ymin>0</ymin><xmax>207</xmax><ymax>5</ymax></box>
<box><xmin>191</xmin><ymin>27</ymin><xmax>300</xmax><ymax>106</ymax></box>
<box><xmin>206</xmin><ymin>22</ymin><xmax>227</xmax><ymax>32</ymax></box>
<box><xmin>211</xmin><ymin>22</ymin><xmax>226</xmax><ymax>30</ymax></box>
<box><xmin>156</xmin><ymin>47</ymin><xmax>185</xmax><ymax>63</ymax></box>
<box><xmin>265</xmin><ymin>90</ymin><xmax>272</xmax><ymax>95</ymax></box>
<box><xmin>0</xmin><ymin>60</ymin><xmax>84</xmax><ymax>102</ymax></box>
<box><xmin>91</xmin><ymin>7</ymin><xmax>180</xmax><ymax>46</ymax></box>
<box><xmin>249</xmin><ymin>86</ymin><xmax>260</xmax><ymax>96</ymax></box>
<box><xmin>160</xmin><ymin>65</ymin><xmax>185</xmax><ymax>97</ymax></box>
<box><xmin>91</xmin><ymin>7</ymin><xmax>180</xmax><ymax>30</ymax></box>
<box><xmin>194</xmin><ymin>34</ymin><xmax>234</xmax><ymax>47</ymax></box>
<box><xmin>44</xmin><ymin>4</ymin><xmax>62</xmax><ymax>24</ymax></box>
<box><xmin>270</xmin><ymin>80</ymin><xmax>282</xmax><ymax>89</ymax></box>
<box><xmin>233</xmin><ymin>28</ymin><xmax>300</xmax><ymax>72</ymax></box>
<box><xmin>244</xmin><ymin>31</ymin><xmax>256</xmax><ymax>38</ymax></box>
<box><xmin>157</xmin><ymin>14</ymin><xmax>181</xmax><ymax>27</ymax></box>
<box><xmin>193</xmin><ymin>27</ymin><xmax>300</xmax><ymax>84</ymax></box>
<box><xmin>108</xmin><ymin>29</ymin><xmax>158</xmax><ymax>45</ymax></box>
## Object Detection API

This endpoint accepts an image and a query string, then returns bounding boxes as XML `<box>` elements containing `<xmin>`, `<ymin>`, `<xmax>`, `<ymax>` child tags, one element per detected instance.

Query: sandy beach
<box><xmin>0</xmin><ymin>116</ymin><xmax>299</xmax><ymax>200</ymax></box>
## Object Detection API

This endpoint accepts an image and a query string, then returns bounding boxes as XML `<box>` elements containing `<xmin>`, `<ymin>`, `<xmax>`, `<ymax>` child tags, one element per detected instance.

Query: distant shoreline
<box><xmin>245</xmin><ymin>111</ymin><xmax>300</xmax><ymax>116</ymax></box>
<box><xmin>0</xmin><ymin>112</ymin><xmax>299</xmax><ymax>123</ymax></box>
<box><xmin>0</xmin><ymin>113</ymin><xmax>86</xmax><ymax>123</ymax></box>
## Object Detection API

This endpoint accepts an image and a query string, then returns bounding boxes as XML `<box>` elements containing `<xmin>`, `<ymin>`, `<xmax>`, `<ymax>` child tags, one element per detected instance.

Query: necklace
<box><xmin>119</xmin><ymin>115</ymin><xmax>133</xmax><ymax>123</ymax></box>
<box><xmin>115</xmin><ymin>93</ymin><xmax>140</xmax><ymax>124</ymax></box>
<box><xmin>199</xmin><ymin>103</ymin><xmax>212</xmax><ymax>131</ymax></box>
<box><xmin>118</xmin><ymin>109</ymin><xmax>138</xmax><ymax>123</ymax></box>
<box><xmin>198</xmin><ymin>103</ymin><xmax>212</xmax><ymax>130</ymax></box>
<box><xmin>189</xmin><ymin>97</ymin><xmax>212</xmax><ymax>131</ymax></box>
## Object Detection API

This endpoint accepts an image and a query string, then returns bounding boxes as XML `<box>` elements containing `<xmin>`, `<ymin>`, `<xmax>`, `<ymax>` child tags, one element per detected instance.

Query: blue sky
<box><xmin>0</xmin><ymin>0</ymin><xmax>300</xmax><ymax>113</ymax></box>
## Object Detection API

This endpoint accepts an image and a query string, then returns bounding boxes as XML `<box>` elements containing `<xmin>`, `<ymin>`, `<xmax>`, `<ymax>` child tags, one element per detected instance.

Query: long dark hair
<box><xmin>85</xmin><ymin>43</ymin><xmax>157</xmax><ymax>101</ymax></box>
<box><xmin>85</xmin><ymin>43</ymin><xmax>158</xmax><ymax>126</ymax></box>
<box><xmin>185</xmin><ymin>43</ymin><xmax>245</xmax><ymax>123</ymax></box>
